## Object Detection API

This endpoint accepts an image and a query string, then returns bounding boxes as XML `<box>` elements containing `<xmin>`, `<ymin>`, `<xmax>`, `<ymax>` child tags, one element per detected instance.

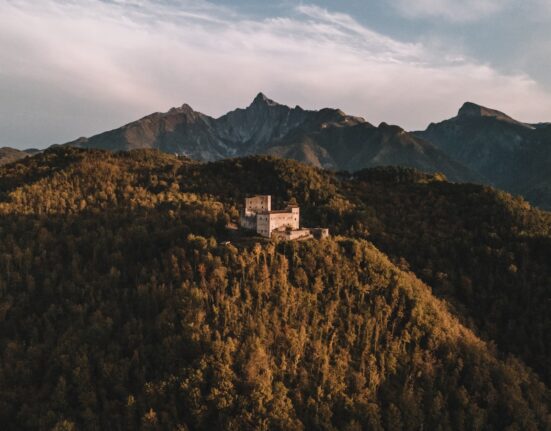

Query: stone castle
<box><xmin>240</xmin><ymin>195</ymin><xmax>329</xmax><ymax>241</ymax></box>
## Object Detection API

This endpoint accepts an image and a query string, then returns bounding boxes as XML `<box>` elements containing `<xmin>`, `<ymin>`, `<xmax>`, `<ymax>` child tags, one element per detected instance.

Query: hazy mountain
<box><xmin>0</xmin><ymin>147</ymin><xmax>29</xmax><ymax>165</ymax></box>
<box><xmin>67</xmin><ymin>93</ymin><xmax>476</xmax><ymax>182</ymax></box>
<box><xmin>415</xmin><ymin>102</ymin><xmax>551</xmax><ymax>209</ymax></box>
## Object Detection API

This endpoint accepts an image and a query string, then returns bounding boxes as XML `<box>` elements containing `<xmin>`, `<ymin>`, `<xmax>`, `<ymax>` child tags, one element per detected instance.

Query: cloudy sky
<box><xmin>1</xmin><ymin>0</ymin><xmax>551</xmax><ymax>149</ymax></box>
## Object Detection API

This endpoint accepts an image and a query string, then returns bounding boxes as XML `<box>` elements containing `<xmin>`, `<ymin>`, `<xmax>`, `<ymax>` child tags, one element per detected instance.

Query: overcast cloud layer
<box><xmin>1</xmin><ymin>0</ymin><xmax>551</xmax><ymax>149</ymax></box>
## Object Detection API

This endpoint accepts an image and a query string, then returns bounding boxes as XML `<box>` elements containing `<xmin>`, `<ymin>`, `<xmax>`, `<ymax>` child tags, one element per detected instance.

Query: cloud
<box><xmin>389</xmin><ymin>0</ymin><xmax>508</xmax><ymax>22</ymax></box>
<box><xmin>1</xmin><ymin>0</ymin><xmax>551</xmax><ymax>148</ymax></box>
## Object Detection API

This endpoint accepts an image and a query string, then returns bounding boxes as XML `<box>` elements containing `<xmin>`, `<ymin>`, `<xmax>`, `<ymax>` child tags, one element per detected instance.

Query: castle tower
<box><xmin>244</xmin><ymin>195</ymin><xmax>271</xmax><ymax>217</ymax></box>
<box><xmin>240</xmin><ymin>196</ymin><xmax>306</xmax><ymax>238</ymax></box>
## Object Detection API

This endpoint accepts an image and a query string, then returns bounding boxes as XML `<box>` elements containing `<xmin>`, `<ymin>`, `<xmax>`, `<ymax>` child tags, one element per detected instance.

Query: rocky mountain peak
<box><xmin>458</xmin><ymin>102</ymin><xmax>514</xmax><ymax>122</ymax></box>
<box><xmin>250</xmin><ymin>92</ymin><xmax>280</xmax><ymax>108</ymax></box>
<box><xmin>167</xmin><ymin>103</ymin><xmax>196</xmax><ymax>115</ymax></box>
<box><xmin>378</xmin><ymin>122</ymin><xmax>404</xmax><ymax>134</ymax></box>
<box><xmin>162</xmin><ymin>103</ymin><xmax>209</xmax><ymax>124</ymax></box>
<box><xmin>456</xmin><ymin>102</ymin><xmax>535</xmax><ymax>130</ymax></box>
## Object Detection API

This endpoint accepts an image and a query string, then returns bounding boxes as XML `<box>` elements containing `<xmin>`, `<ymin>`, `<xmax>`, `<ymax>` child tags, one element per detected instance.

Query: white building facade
<box><xmin>240</xmin><ymin>195</ymin><xmax>300</xmax><ymax>237</ymax></box>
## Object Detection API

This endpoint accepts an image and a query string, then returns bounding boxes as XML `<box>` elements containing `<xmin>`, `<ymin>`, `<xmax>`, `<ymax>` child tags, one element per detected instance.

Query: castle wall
<box><xmin>255</xmin><ymin>208</ymin><xmax>299</xmax><ymax>237</ymax></box>
<box><xmin>272</xmin><ymin>227</ymin><xmax>330</xmax><ymax>242</ymax></box>
<box><xmin>241</xmin><ymin>196</ymin><xmax>307</xmax><ymax>238</ymax></box>
<box><xmin>268</xmin><ymin>209</ymin><xmax>299</xmax><ymax>233</ymax></box>
<box><xmin>239</xmin><ymin>214</ymin><xmax>257</xmax><ymax>231</ymax></box>
<box><xmin>257</xmin><ymin>213</ymin><xmax>271</xmax><ymax>237</ymax></box>
<box><xmin>245</xmin><ymin>195</ymin><xmax>271</xmax><ymax>217</ymax></box>
<box><xmin>272</xmin><ymin>228</ymin><xmax>313</xmax><ymax>241</ymax></box>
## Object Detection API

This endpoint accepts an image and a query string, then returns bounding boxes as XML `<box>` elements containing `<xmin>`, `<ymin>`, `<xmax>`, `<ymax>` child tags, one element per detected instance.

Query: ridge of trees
<box><xmin>0</xmin><ymin>147</ymin><xmax>549</xmax><ymax>429</ymax></box>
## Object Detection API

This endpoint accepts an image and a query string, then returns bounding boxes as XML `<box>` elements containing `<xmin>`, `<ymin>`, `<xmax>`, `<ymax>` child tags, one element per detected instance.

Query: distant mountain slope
<box><xmin>0</xmin><ymin>147</ymin><xmax>29</xmax><ymax>165</ymax></box>
<box><xmin>267</xmin><ymin>121</ymin><xmax>475</xmax><ymax>179</ymax></box>
<box><xmin>67</xmin><ymin>93</ymin><xmax>477</xmax><ymax>182</ymax></box>
<box><xmin>0</xmin><ymin>147</ymin><xmax>549</xmax><ymax>429</ymax></box>
<box><xmin>415</xmin><ymin>102</ymin><xmax>551</xmax><ymax>209</ymax></box>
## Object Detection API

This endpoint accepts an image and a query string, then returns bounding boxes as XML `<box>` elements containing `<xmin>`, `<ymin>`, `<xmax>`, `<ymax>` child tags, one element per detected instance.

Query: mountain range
<box><xmin>66</xmin><ymin>93</ymin><xmax>477</xmax><ymax>182</ymax></box>
<box><xmin>2</xmin><ymin>94</ymin><xmax>551</xmax><ymax>209</ymax></box>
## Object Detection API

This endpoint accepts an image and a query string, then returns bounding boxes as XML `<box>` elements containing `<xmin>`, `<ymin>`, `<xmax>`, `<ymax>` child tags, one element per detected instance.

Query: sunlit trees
<box><xmin>0</xmin><ymin>147</ymin><xmax>549</xmax><ymax>429</ymax></box>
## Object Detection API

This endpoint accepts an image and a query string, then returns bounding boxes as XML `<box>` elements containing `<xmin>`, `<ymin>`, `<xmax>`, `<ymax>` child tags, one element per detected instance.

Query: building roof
<box><xmin>259</xmin><ymin>208</ymin><xmax>297</xmax><ymax>215</ymax></box>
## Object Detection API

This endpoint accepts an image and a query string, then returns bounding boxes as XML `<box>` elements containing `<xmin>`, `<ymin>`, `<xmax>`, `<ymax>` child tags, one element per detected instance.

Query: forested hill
<box><xmin>0</xmin><ymin>147</ymin><xmax>550</xmax><ymax>430</ymax></box>
<box><xmin>0</xmin><ymin>147</ymin><xmax>29</xmax><ymax>165</ymax></box>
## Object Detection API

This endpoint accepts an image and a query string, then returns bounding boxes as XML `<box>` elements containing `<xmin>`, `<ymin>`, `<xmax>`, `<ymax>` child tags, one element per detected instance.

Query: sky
<box><xmin>1</xmin><ymin>0</ymin><xmax>551</xmax><ymax>149</ymax></box>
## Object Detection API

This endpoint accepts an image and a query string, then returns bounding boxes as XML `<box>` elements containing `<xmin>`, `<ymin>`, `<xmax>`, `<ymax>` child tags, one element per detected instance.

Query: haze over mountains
<box><xmin>2</xmin><ymin>93</ymin><xmax>551</xmax><ymax>209</ymax></box>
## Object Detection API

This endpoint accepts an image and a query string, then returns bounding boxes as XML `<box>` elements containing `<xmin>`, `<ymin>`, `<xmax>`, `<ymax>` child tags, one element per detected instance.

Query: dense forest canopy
<box><xmin>0</xmin><ymin>147</ymin><xmax>549</xmax><ymax>430</ymax></box>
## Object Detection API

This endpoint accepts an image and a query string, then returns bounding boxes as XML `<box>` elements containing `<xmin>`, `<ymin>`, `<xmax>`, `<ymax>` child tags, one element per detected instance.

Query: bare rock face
<box><xmin>415</xmin><ymin>102</ymin><xmax>551</xmax><ymax>209</ymax></box>
<box><xmin>214</xmin><ymin>93</ymin><xmax>314</xmax><ymax>155</ymax></box>
<box><xmin>65</xmin><ymin>92</ymin><xmax>477</xmax><ymax>182</ymax></box>
<box><xmin>458</xmin><ymin>101</ymin><xmax>519</xmax><ymax>123</ymax></box>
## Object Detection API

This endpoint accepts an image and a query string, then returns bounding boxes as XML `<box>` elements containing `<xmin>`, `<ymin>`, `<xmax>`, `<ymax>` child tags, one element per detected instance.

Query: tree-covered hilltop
<box><xmin>177</xmin><ymin>153</ymin><xmax>551</xmax><ymax>388</ymax></box>
<box><xmin>0</xmin><ymin>147</ymin><xmax>550</xmax><ymax>430</ymax></box>
<box><xmin>338</xmin><ymin>170</ymin><xmax>551</xmax><ymax>387</ymax></box>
